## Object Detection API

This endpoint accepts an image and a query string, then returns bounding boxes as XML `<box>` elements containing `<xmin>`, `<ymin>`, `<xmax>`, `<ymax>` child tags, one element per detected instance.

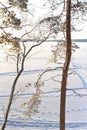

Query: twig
<box><xmin>36</xmin><ymin>66</ymin><xmax>62</xmax><ymax>86</ymax></box>
<box><xmin>67</xmin><ymin>88</ymin><xmax>81</xmax><ymax>97</ymax></box>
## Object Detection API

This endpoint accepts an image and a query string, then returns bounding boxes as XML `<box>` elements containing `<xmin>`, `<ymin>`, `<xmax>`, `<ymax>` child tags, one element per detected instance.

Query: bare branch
<box><xmin>35</xmin><ymin>66</ymin><xmax>62</xmax><ymax>87</ymax></box>
<box><xmin>67</xmin><ymin>88</ymin><xmax>81</xmax><ymax>97</ymax></box>
<box><xmin>1</xmin><ymin>32</ymin><xmax>50</xmax><ymax>130</ymax></box>
<box><xmin>21</xmin><ymin>24</ymin><xmax>38</xmax><ymax>39</ymax></box>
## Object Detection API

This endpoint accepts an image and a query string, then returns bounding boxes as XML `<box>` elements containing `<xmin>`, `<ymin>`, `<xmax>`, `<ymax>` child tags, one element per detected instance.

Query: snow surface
<box><xmin>0</xmin><ymin>42</ymin><xmax>87</xmax><ymax>130</ymax></box>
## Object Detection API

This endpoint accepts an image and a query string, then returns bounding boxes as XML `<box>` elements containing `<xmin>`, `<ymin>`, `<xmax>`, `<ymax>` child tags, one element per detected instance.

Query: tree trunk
<box><xmin>60</xmin><ymin>0</ymin><xmax>71</xmax><ymax>130</ymax></box>
<box><xmin>1</xmin><ymin>69</ymin><xmax>23</xmax><ymax>130</ymax></box>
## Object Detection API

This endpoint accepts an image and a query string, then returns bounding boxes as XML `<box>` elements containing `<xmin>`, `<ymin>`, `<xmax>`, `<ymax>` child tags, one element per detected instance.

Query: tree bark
<box><xmin>60</xmin><ymin>0</ymin><xmax>71</xmax><ymax>130</ymax></box>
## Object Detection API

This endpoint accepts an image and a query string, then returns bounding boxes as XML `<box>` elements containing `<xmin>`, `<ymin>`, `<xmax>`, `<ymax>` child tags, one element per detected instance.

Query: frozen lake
<box><xmin>0</xmin><ymin>42</ymin><xmax>87</xmax><ymax>130</ymax></box>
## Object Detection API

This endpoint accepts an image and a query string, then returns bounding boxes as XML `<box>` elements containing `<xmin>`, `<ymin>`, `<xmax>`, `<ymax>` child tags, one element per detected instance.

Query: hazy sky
<box><xmin>29</xmin><ymin>0</ymin><xmax>87</xmax><ymax>39</ymax></box>
<box><xmin>0</xmin><ymin>0</ymin><xmax>87</xmax><ymax>39</ymax></box>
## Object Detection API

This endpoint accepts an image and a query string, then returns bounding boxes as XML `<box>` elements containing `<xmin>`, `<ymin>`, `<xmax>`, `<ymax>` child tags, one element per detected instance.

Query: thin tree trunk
<box><xmin>1</xmin><ymin>68</ymin><xmax>23</xmax><ymax>130</ymax></box>
<box><xmin>1</xmin><ymin>35</ymin><xmax>50</xmax><ymax>130</ymax></box>
<box><xmin>60</xmin><ymin>0</ymin><xmax>71</xmax><ymax>130</ymax></box>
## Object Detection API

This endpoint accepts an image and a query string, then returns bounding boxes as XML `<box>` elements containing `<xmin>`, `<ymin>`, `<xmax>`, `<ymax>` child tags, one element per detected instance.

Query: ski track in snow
<box><xmin>0</xmin><ymin>62</ymin><xmax>87</xmax><ymax>129</ymax></box>
<box><xmin>0</xmin><ymin>62</ymin><xmax>87</xmax><ymax>130</ymax></box>
<box><xmin>71</xmin><ymin>62</ymin><xmax>87</xmax><ymax>89</ymax></box>
<box><xmin>1</xmin><ymin>119</ymin><xmax>87</xmax><ymax>130</ymax></box>
<box><xmin>0</xmin><ymin>49</ymin><xmax>87</xmax><ymax>129</ymax></box>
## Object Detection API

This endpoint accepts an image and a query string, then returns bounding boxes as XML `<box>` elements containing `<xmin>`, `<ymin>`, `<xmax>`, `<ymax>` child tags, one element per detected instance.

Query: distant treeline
<box><xmin>21</xmin><ymin>39</ymin><xmax>87</xmax><ymax>43</ymax></box>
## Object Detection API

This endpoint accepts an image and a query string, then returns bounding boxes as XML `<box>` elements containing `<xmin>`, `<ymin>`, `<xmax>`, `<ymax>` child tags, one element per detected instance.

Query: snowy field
<box><xmin>0</xmin><ymin>42</ymin><xmax>87</xmax><ymax>130</ymax></box>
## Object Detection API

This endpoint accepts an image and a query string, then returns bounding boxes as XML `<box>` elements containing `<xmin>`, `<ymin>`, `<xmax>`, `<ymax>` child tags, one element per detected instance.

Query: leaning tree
<box><xmin>0</xmin><ymin>0</ymin><xmax>51</xmax><ymax>130</ymax></box>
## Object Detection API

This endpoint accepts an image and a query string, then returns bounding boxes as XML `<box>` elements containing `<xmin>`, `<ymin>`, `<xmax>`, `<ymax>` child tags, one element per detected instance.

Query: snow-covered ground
<box><xmin>0</xmin><ymin>42</ymin><xmax>87</xmax><ymax>130</ymax></box>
